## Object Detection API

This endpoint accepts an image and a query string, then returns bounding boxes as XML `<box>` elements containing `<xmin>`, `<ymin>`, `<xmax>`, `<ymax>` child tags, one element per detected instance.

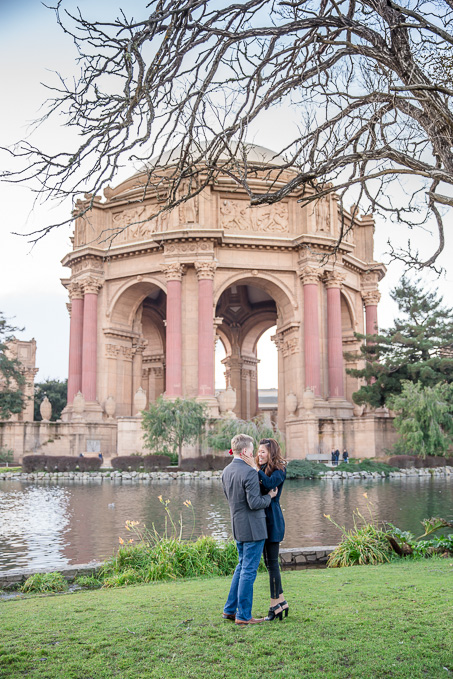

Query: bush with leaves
<box><xmin>179</xmin><ymin>455</ymin><xmax>230</xmax><ymax>472</ymax></box>
<box><xmin>77</xmin><ymin>457</ymin><xmax>102</xmax><ymax>472</ymax></box>
<box><xmin>34</xmin><ymin>378</ymin><xmax>68</xmax><ymax>421</ymax></box>
<box><xmin>142</xmin><ymin>397</ymin><xmax>207</xmax><ymax>466</ymax></box>
<box><xmin>143</xmin><ymin>454</ymin><xmax>171</xmax><ymax>471</ymax></box>
<box><xmin>22</xmin><ymin>455</ymin><xmax>48</xmax><ymax>472</ymax></box>
<box><xmin>111</xmin><ymin>455</ymin><xmax>144</xmax><ymax>472</ymax></box>
<box><xmin>0</xmin><ymin>447</ymin><xmax>14</xmax><ymax>466</ymax></box>
<box><xmin>286</xmin><ymin>460</ymin><xmax>328</xmax><ymax>479</ymax></box>
<box><xmin>388</xmin><ymin>381</ymin><xmax>453</xmax><ymax>458</ymax></box>
<box><xmin>208</xmin><ymin>417</ymin><xmax>285</xmax><ymax>454</ymax></box>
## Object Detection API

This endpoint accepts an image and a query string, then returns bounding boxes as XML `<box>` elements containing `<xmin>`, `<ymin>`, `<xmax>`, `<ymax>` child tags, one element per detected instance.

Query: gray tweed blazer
<box><xmin>222</xmin><ymin>458</ymin><xmax>271</xmax><ymax>542</ymax></box>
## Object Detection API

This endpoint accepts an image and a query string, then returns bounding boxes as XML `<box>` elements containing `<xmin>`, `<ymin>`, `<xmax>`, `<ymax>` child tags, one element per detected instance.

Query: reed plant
<box><xmin>21</xmin><ymin>572</ymin><xmax>68</xmax><ymax>593</ymax></box>
<box><xmin>99</xmin><ymin>497</ymin><xmax>242</xmax><ymax>586</ymax></box>
<box><xmin>326</xmin><ymin>494</ymin><xmax>394</xmax><ymax>567</ymax></box>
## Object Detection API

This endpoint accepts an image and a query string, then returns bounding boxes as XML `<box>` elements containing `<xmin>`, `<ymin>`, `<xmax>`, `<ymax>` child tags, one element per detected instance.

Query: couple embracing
<box><xmin>221</xmin><ymin>433</ymin><xmax>289</xmax><ymax>626</ymax></box>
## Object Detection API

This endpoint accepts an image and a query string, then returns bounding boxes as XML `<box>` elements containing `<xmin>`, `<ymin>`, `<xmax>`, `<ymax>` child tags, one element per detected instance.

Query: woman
<box><xmin>241</xmin><ymin>437</ymin><xmax>289</xmax><ymax>621</ymax></box>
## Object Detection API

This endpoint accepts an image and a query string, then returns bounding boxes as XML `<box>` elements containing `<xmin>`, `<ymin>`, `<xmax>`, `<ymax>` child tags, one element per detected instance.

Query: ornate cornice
<box><xmin>194</xmin><ymin>261</ymin><xmax>217</xmax><ymax>280</ymax></box>
<box><xmin>299</xmin><ymin>265</ymin><xmax>322</xmax><ymax>285</ymax></box>
<box><xmin>161</xmin><ymin>262</ymin><xmax>186</xmax><ymax>281</ymax></box>
<box><xmin>362</xmin><ymin>290</ymin><xmax>381</xmax><ymax>306</ymax></box>
<box><xmin>324</xmin><ymin>270</ymin><xmax>346</xmax><ymax>289</ymax></box>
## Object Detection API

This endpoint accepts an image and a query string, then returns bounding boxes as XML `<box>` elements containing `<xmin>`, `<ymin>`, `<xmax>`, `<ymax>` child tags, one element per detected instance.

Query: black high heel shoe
<box><xmin>265</xmin><ymin>603</ymin><xmax>283</xmax><ymax>621</ymax></box>
<box><xmin>280</xmin><ymin>600</ymin><xmax>289</xmax><ymax>618</ymax></box>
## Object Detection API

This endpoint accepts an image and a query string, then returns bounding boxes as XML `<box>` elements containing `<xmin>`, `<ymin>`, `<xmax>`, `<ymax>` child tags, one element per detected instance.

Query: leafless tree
<box><xmin>3</xmin><ymin>0</ymin><xmax>453</xmax><ymax>269</ymax></box>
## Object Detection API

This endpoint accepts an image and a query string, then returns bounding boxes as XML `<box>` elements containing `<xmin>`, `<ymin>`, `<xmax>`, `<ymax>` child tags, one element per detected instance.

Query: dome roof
<box><xmin>141</xmin><ymin>142</ymin><xmax>288</xmax><ymax>172</ymax></box>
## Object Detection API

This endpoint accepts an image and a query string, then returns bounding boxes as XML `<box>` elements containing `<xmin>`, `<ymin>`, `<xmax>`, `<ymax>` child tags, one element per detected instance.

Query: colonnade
<box><xmin>66</xmin><ymin>263</ymin><xmax>379</xmax><ymax>409</ymax></box>
<box><xmin>67</xmin><ymin>277</ymin><xmax>102</xmax><ymax>403</ymax></box>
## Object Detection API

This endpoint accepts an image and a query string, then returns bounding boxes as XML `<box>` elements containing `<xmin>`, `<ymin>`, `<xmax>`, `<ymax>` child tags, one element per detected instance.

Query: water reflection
<box><xmin>0</xmin><ymin>477</ymin><xmax>451</xmax><ymax>571</ymax></box>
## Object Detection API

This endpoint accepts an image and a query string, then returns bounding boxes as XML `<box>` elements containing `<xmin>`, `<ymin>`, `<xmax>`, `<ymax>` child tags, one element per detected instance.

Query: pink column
<box><xmin>301</xmin><ymin>268</ymin><xmax>321</xmax><ymax>396</ymax></box>
<box><xmin>363</xmin><ymin>291</ymin><xmax>380</xmax><ymax>336</ymax></box>
<box><xmin>67</xmin><ymin>283</ymin><xmax>84</xmax><ymax>403</ymax></box>
<box><xmin>81</xmin><ymin>278</ymin><xmax>102</xmax><ymax>401</ymax></box>
<box><xmin>195</xmin><ymin>262</ymin><xmax>216</xmax><ymax>397</ymax></box>
<box><xmin>163</xmin><ymin>264</ymin><xmax>185</xmax><ymax>397</ymax></box>
<box><xmin>325</xmin><ymin>271</ymin><xmax>346</xmax><ymax>399</ymax></box>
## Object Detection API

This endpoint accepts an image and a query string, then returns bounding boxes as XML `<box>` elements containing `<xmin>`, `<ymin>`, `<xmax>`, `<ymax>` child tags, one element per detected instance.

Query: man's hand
<box><xmin>268</xmin><ymin>487</ymin><xmax>278</xmax><ymax>499</ymax></box>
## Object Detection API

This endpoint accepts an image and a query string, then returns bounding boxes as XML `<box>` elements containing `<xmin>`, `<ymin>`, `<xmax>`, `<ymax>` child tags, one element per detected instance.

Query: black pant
<box><xmin>263</xmin><ymin>540</ymin><xmax>283</xmax><ymax>599</ymax></box>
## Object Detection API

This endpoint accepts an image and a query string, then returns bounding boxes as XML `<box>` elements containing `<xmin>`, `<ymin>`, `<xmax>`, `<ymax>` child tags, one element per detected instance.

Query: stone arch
<box><xmin>340</xmin><ymin>288</ymin><xmax>356</xmax><ymax>334</ymax></box>
<box><xmin>214</xmin><ymin>272</ymin><xmax>296</xmax><ymax>327</ymax></box>
<box><xmin>241</xmin><ymin>316</ymin><xmax>277</xmax><ymax>356</ymax></box>
<box><xmin>109</xmin><ymin>277</ymin><xmax>166</xmax><ymax>328</ymax></box>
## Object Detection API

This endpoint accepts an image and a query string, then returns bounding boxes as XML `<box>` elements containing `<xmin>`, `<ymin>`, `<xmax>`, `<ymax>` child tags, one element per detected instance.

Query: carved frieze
<box><xmin>165</xmin><ymin>241</ymin><xmax>212</xmax><ymax>255</ymax></box>
<box><xmin>105</xmin><ymin>344</ymin><xmax>133</xmax><ymax>359</ymax></box>
<box><xmin>271</xmin><ymin>331</ymin><xmax>299</xmax><ymax>357</ymax></box>
<box><xmin>111</xmin><ymin>204</ymin><xmax>168</xmax><ymax>242</ymax></box>
<box><xmin>195</xmin><ymin>261</ymin><xmax>217</xmax><ymax>280</ymax></box>
<box><xmin>220</xmin><ymin>199</ymin><xmax>289</xmax><ymax>232</ymax></box>
<box><xmin>71</xmin><ymin>258</ymin><xmax>104</xmax><ymax>275</ymax></box>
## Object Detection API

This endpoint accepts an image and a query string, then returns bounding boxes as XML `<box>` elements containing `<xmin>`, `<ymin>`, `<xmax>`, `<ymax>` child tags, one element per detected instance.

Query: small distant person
<box><xmin>334</xmin><ymin>449</ymin><xmax>340</xmax><ymax>466</ymax></box>
<box><xmin>331</xmin><ymin>448</ymin><xmax>336</xmax><ymax>466</ymax></box>
<box><xmin>342</xmin><ymin>449</ymin><xmax>349</xmax><ymax>464</ymax></box>
<box><xmin>79</xmin><ymin>453</ymin><xmax>84</xmax><ymax>458</ymax></box>
<box><xmin>98</xmin><ymin>453</ymin><xmax>103</xmax><ymax>462</ymax></box>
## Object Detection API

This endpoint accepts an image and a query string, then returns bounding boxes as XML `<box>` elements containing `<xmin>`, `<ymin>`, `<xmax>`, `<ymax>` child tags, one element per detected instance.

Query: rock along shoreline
<box><xmin>0</xmin><ymin>466</ymin><xmax>451</xmax><ymax>483</ymax></box>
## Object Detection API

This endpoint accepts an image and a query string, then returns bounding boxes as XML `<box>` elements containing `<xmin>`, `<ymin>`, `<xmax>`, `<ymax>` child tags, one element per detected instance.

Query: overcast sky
<box><xmin>1</xmin><ymin>1</ymin><xmax>452</xmax><ymax>390</ymax></box>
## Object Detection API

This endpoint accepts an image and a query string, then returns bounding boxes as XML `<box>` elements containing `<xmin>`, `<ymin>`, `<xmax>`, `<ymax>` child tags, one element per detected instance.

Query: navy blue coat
<box><xmin>258</xmin><ymin>466</ymin><xmax>286</xmax><ymax>543</ymax></box>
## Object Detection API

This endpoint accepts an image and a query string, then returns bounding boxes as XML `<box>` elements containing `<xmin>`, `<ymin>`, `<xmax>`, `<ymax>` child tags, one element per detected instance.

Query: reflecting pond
<box><xmin>0</xmin><ymin>476</ymin><xmax>452</xmax><ymax>571</ymax></box>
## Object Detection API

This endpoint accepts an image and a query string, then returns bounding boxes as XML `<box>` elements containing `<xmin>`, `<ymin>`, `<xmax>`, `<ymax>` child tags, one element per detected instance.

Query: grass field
<box><xmin>1</xmin><ymin>559</ymin><xmax>452</xmax><ymax>679</ymax></box>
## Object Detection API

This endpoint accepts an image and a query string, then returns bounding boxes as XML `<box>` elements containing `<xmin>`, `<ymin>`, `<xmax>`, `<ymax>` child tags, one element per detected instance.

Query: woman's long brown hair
<box><xmin>255</xmin><ymin>438</ymin><xmax>287</xmax><ymax>476</ymax></box>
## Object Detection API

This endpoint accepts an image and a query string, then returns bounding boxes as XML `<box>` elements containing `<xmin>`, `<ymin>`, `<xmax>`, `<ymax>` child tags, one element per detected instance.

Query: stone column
<box><xmin>67</xmin><ymin>282</ymin><xmax>84</xmax><ymax>403</ymax></box>
<box><xmin>132</xmin><ymin>338</ymin><xmax>148</xmax><ymax>403</ymax></box>
<box><xmin>363</xmin><ymin>290</ymin><xmax>381</xmax><ymax>336</ymax></box>
<box><xmin>81</xmin><ymin>277</ymin><xmax>102</xmax><ymax>401</ymax></box>
<box><xmin>300</xmin><ymin>266</ymin><xmax>322</xmax><ymax>396</ymax></box>
<box><xmin>162</xmin><ymin>263</ymin><xmax>185</xmax><ymax>397</ymax></box>
<box><xmin>325</xmin><ymin>270</ymin><xmax>346</xmax><ymax>399</ymax></box>
<box><xmin>194</xmin><ymin>261</ymin><xmax>217</xmax><ymax>397</ymax></box>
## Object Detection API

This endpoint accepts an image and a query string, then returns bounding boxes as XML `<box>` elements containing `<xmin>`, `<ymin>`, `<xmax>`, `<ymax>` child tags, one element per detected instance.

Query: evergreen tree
<box><xmin>34</xmin><ymin>379</ymin><xmax>68</xmax><ymax>421</ymax></box>
<box><xmin>0</xmin><ymin>312</ymin><xmax>26</xmax><ymax>420</ymax></box>
<box><xmin>346</xmin><ymin>277</ymin><xmax>453</xmax><ymax>407</ymax></box>
<box><xmin>388</xmin><ymin>382</ymin><xmax>453</xmax><ymax>458</ymax></box>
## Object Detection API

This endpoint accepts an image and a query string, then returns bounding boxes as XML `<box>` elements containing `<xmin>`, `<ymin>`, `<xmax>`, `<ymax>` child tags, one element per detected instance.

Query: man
<box><xmin>221</xmin><ymin>433</ymin><xmax>277</xmax><ymax>626</ymax></box>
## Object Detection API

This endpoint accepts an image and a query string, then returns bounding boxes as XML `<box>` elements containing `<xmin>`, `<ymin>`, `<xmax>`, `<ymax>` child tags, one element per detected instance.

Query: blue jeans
<box><xmin>223</xmin><ymin>539</ymin><xmax>265</xmax><ymax>621</ymax></box>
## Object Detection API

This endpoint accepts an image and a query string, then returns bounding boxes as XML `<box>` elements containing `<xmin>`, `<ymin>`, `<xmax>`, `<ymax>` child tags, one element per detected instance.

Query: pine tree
<box><xmin>346</xmin><ymin>277</ymin><xmax>453</xmax><ymax>407</ymax></box>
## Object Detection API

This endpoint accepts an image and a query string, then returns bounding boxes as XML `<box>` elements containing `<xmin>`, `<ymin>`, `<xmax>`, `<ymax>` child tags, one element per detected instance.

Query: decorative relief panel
<box><xmin>111</xmin><ymin>204</ymin><xmax>169</xmax><ymax>242</ymax></box>
<box><xmin>220</xmin><ymin>199</ymin><xmax>289</xmax><ymax>233</ymax></box>
<box><xmin>165</xmin><ymin>241</ymin><xmax>212</xmax><ymax>255</ymax></box>
<box><xmin>314</xmin><ymin>196</ymin><xmax>332</xmax><ymax>234</ymax></box>
<box><xmin>71</xmin><ymin>258</ymin><xmax>103</xmax><ymax>274</ymax></box>
<box><xmin>105</xmin><ymin>344</ymin><xmax>133</xmax><ymax>359</ymax></box>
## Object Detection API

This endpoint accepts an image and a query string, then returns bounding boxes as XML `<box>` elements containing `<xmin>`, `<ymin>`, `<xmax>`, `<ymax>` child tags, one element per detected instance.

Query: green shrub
<box><xmin>22</xmin><ymin>572</ymin><xmax>68</xmax><ymax>593</ymax></box>
<box><xmin>74</xmin><ymin>575</ymin><xmax>103</xmax><ymax>589</ymax></box>
<box><xmin>335</xmin><ymin>460</ymin><xmax>398</xmax><ymax>476</ymax></box>
<box><xmin>208</xmin><ymin>417</ymin><xmax>285</xmax><ymax>454</ymax></box>
<box><xmin>286</xmin><ymin>459</ymin><xmax>328</xmax><ymax>479</ymax></box>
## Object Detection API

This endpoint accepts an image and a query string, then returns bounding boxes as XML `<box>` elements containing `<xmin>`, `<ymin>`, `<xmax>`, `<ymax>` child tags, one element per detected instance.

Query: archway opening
<box><xmin>215</xmin><ymin>283</ymin><xmax>277</xmax><ymax>420</ymax></box>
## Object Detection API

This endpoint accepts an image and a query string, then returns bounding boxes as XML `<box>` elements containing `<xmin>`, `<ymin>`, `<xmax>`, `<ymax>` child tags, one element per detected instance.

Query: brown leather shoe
<box><xmin>222</xmin><ymin>613</ymin><xmax>236</xmax><ymax>620</ymax></box>
<box><xmin>235</xmin><ymin>617</ymin><xmax>265</xmax><ymax>625</ymax></box>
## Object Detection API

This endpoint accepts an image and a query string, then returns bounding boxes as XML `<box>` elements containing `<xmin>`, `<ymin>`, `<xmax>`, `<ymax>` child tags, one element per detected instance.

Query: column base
<box><xmin>327</xmin><ymin>399</ymin><xmax>354</xmax><ymax>419</ymax></box>
<box><xmin>196</xmin><ymin>395</ymin><xmax>220</xmax><ymax>418</ymax></box>
<box><xmin>60</xmin><ymin>400</ymin><xmax>104</xmax><ymax>423</ymax></box>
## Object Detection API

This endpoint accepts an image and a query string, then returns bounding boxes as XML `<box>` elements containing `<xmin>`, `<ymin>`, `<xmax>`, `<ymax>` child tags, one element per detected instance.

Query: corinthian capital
<box><xmin>299</xmin><ymin>265</ymin><xmax>322</xmax><ymax>285</ymax></box>
<box><xmin>68</xmin><ymin>281</ymin><xmax>84</xmax><ymax>300</ymax></box>
<box><xmin>194</xmin><ymin>261</ymin><xmax>217</xmax><ymax>280</ymax></box>
<box><xmin>81</xmin><ymin>276</ymin><xmax>103</xmax><ymax>295</ymax></box>
<box><xmin>161</xmin><ymin>262</ymin><xmax>186</xmax><ymax>281</ymax></box>
<box><xmin>324</xmin><ymin>270</ymin><xmax>346</xmax><ymax>289</ymax></box>
<box><xmin>362</xmin><ymin>289</ymin><xmax>381</xmax><ymax>306</ymax></box>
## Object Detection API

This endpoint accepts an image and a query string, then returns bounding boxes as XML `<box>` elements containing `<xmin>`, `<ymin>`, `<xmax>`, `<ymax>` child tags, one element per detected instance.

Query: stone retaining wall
<box><xmin>0</xmin><ymin>466</ymin><xmax>451</xmax><ymax>483</ymax></box>
<box><xmin>0</xmin><ymin>546</ymin><xmax>338</xmax><ymax>589</ymax></box>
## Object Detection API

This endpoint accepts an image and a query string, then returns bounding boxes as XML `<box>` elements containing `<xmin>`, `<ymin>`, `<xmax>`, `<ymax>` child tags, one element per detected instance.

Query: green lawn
<box><xmin>1</xmin><ymin>560</ymin><xmax>452</xmax><ymax>678</ymax></box>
